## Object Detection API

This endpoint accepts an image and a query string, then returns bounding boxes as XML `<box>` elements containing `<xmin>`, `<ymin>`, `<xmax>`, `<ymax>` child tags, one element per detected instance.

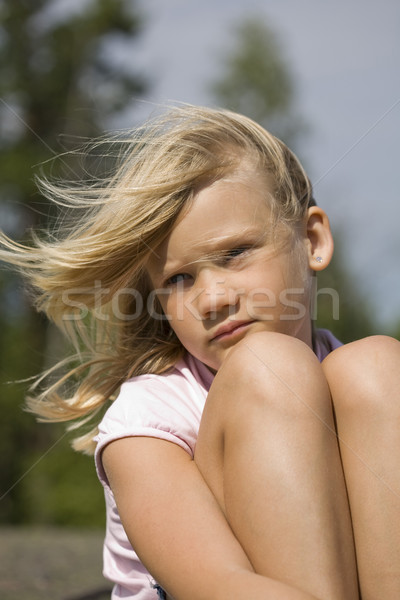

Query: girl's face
<box><xmin>147</xmin><ymin>168</ymin><xmax>314</xmax><ymax>372</ymax></box>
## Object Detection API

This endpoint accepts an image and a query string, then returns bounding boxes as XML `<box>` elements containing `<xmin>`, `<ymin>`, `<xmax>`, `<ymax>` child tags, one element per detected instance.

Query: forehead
<box><xmin>147</xmin><ymin>168</ymin><xmax>273</xmax><ymax>279</ymax></box>
<box><xmin>192</xmin><ymin>167</ymin><xmax>271</xmax><ymax>223</ymax></box>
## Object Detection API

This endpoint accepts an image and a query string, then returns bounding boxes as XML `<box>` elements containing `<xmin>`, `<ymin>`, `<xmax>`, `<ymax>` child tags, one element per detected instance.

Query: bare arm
<box><xmin>102</xmin><ymin>436</ymin><xmax>320</xmax><ymax>600</ymax></box>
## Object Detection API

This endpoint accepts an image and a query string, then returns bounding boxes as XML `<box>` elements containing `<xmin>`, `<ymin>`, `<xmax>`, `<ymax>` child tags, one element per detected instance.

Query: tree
<box><xmin>209</xmin><ymin>17</ymin><xmax>305</xmax><ymax>149</ymax></box>
<box><xmin>0</xmin><ymin>0</ymin><xmax>147</xmax><ymax>525</ymax></box>
<box><xmin>0</xmin><ymin>0</ymin><xmax>146</xmax><ymax>231</ymax></box>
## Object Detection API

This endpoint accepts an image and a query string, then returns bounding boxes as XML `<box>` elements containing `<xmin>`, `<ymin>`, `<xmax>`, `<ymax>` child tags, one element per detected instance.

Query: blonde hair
<box><xmin>0</xmin><ymin>104</ymin><xmax>313</xmax><ymax>454</ymax></box>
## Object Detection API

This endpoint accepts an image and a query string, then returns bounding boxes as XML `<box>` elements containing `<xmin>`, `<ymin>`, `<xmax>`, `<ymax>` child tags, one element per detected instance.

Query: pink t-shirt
<box><xmin>94</xmin><ymin>329</ymin><xmax>341</xmax><ymax>598</ymax></box>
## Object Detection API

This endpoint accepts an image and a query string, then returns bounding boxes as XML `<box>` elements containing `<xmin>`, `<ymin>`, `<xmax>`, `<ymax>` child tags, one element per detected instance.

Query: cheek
<box><xmin>287</xmin><ymin>241</ymin><xmax>310</xmax><ymax>285</ymax></box>
<box><xmin>158</xmin><ymin>292</ymin><xmax>187</xmax><ymax>329</ymax></box>
<box><xmin>246</xmin><ymin>262</ymin><xmax>287</xmax><ymax>293</ymax></box>
<box><xmin>243</xmin><ymin>259</ymin><xmax>306</xmax><ymax>314</ymax></box>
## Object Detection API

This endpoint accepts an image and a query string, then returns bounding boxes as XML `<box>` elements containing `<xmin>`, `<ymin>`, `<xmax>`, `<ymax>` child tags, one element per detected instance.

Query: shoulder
<box><xmin>107</xmin><ymin>353</ymin><xmax>213</xmax><ymax>425</ymax></box>
<box><xmin>95</xmin><ymin>354</ymin><xmax>214</xmax><ymax>482</ymax></box>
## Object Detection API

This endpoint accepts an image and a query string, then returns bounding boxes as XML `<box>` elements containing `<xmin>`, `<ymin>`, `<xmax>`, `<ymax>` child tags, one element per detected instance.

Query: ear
<box><xmin>305</xmin><ymin>206</ymin><xmax>334</xmax><ymax>271</ymax></box>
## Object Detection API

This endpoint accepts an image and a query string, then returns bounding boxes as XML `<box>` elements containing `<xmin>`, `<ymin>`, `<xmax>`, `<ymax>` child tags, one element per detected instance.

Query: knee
<box><xmin>219</xmin><ymin>331</ymin><xmax>317</xmax><ymax>383</ymax></box>
<box><xmin>211</xmin><ymin>332</ymin><xmax>331</xmax><ymax>419</ymax></box>
<box><xmin>322</xmin><ymin>335</ymin><xmax>400</xmax><ymax>416</ymax></box>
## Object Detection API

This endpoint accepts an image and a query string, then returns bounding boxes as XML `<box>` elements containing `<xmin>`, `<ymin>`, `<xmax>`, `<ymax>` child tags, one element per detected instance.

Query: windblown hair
<box><xmin>0</xmin><ymin>104</ymin><xmax>313</xmax><ymax>454</ymax></box>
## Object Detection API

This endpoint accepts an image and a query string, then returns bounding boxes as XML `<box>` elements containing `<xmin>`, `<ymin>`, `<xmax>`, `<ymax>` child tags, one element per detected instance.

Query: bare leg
<box><xmin>195</xmin><ymin>332</ymin><xmax>359</xmax><ymax>599</ymax></box>
<box><xmin>323</xmin><ymin>336</ymin><xmax>400</xmax><ymax>600</ymax></box>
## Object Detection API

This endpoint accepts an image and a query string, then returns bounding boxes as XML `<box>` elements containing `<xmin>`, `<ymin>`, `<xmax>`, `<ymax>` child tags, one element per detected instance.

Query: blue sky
<box><xmin>129</xmin><ymin>0</ymin><xmax>400</xmax><ymax>330</ymax></box>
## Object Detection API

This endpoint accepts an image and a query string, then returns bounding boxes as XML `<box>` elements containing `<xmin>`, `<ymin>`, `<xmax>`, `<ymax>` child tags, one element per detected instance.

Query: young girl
<box><xmin>1</xmin><ymin>105</ymin><xmax>400</xmax><ymax>600</ymax></box>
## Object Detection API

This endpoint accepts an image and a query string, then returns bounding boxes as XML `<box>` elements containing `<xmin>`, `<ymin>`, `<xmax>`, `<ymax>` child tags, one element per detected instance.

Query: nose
<box><xmin>191</xmin><ymin>269</ymin><xmax>239</xmax><ymax>320</ymax></box>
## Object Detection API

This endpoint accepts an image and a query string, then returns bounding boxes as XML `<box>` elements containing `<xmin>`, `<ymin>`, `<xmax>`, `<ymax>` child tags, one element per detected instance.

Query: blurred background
<box><xmin>0</xmin><ymin>0</ymin><xmax>399</xmax><ymax>597</ymax></box>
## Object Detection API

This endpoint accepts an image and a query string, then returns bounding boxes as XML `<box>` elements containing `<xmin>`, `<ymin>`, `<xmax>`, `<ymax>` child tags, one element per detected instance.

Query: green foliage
<box><xmin>0</xmin><ymin>0</ymin><xmax>146</xmax><ymax>230</ymax></box>
<box><xmin>0</xmin><ymin>285</ymin><xmax>107</xmax><ymax>526</ymax></box>
<box><xmin>17</xmin><ymin>428</ymin><xmax>106</xmax><ymax>527</ymax></box>
<box><xmin>0</xmin><ymin>0</ymin><xmax>147</xmax><ymax>526</ymax></box>
<box><xmin>209</xmin><ymin>17</ymin><xmax>306</xmax><ymax>148</ymax></box>
<box><xmin>392</xmin><ymin>321</ymin><xmax>400</xmax><ymax>341</ymax></box>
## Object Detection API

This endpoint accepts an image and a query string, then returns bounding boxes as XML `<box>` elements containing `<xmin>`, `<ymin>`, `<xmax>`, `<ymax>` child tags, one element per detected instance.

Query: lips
<box><xmin>211</xmin><ymin>320</ymin><xmax>254</xmax><ymax>341</ymax></box>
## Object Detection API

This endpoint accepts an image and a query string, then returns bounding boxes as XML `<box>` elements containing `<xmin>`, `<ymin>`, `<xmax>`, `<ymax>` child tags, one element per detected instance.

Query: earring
<box><xmin>315</xmin><ymin>256</ymin><xmax>323</xmax><ymax>264</ymax></box>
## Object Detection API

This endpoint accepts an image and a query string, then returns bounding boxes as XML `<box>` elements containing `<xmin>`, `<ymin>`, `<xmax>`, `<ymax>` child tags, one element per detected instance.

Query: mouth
<box><xmin>211</xmin><ymin>320</ymin><xmax>255</xmax><ymax>342</ymax></box>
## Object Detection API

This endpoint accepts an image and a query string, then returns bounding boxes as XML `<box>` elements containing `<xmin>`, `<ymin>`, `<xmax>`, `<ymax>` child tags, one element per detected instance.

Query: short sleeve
<box><xmin>94</xmin><ymin>361</ymin><xmax>209</xmax><ymax>488</ymax></box>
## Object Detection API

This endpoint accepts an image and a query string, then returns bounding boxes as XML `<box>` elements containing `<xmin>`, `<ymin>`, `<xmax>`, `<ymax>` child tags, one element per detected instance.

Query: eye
<box><xmin>222</xmin><ymin>246</ymin><xmax>251</xmax><ymax>264</ymax></box>
<box><xmin>166</xmin><ymin>273</ymin><xmax>192</xmax><ymax>286</ymax></box>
